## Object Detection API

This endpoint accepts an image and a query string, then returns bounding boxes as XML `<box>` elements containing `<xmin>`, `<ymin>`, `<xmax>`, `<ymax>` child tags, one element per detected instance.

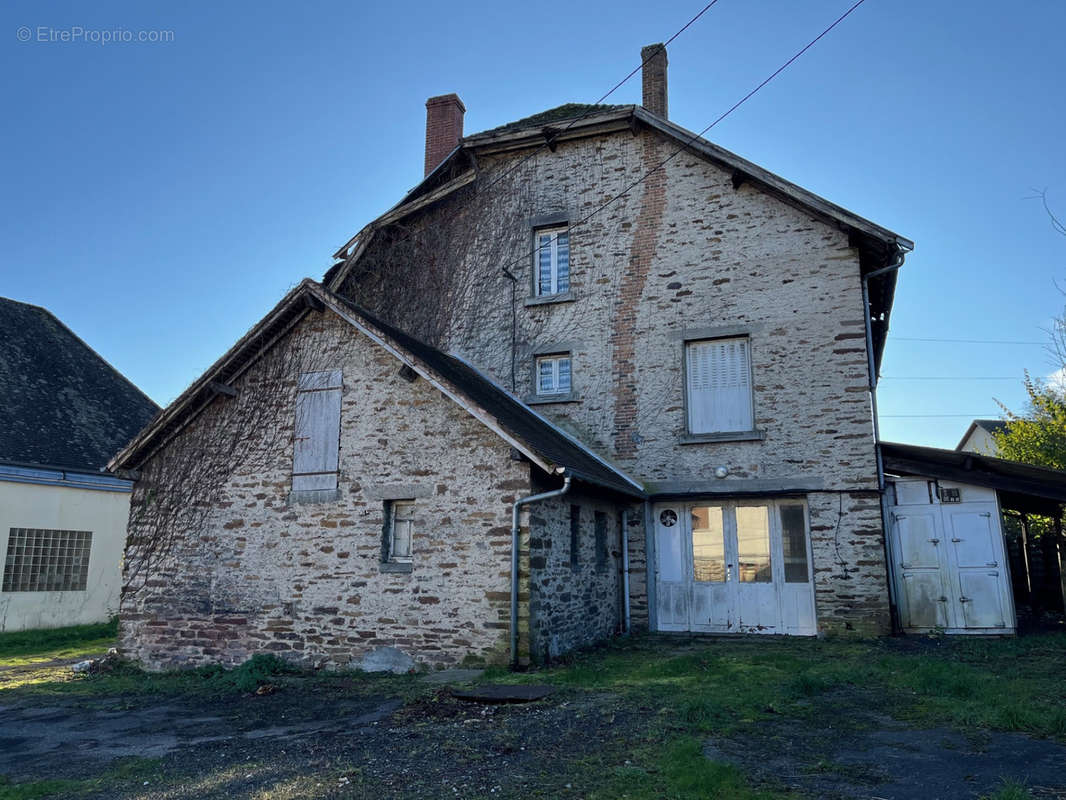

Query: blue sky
<box><xmin>3</xmin><ymin>0</ymin><xmax>1064</xmax><ymax>449</ymax></box>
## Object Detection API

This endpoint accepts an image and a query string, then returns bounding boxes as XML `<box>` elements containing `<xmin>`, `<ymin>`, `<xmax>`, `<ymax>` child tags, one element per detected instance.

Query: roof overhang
<box><xmin>881</xmin><ymin>441</ymin><xmax>1066</xmax><ymax>516</ymax></box>
<box><xmin>109</xmin><ymin>281</ymin><xmax>644</xmax><ymax>499</ymax></box>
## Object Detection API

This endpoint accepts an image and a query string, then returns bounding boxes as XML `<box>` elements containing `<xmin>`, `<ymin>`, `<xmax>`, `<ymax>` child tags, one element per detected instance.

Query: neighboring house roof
<box><xmin>955</xmin><ymin>418</ymin><xmax>1008</xmax><ymax>451</ymax></box>
<box><xmin>0</xmin><ymin>297</ymin><xmax>160</xmax><ymax>473</ymax></box>
<box><xmin>325</xmin><ymin>104</ymin><xmax>912</xmax><ymax>372</ymax></box>
<box><xmin>880</xmin><ymin>441</ymin><xmax>1066</xmax><ymax>515</ymax></box>
<box><xmin>109</xmin><ymin>281</ymin><xmax>645</xmax><ymax>499</ymax></box>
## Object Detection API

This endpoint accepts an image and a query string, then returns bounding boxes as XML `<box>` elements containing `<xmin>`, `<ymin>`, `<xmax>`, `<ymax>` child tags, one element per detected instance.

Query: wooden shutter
<box><xmin>686</xmin><ymin>338</ymin><xmax>752</xmax><ymax>433</ymax></box>
<box><xmin>292</xmin><ymin>369</ymin><xmax>342</xmax><ymax>492</ymax></box>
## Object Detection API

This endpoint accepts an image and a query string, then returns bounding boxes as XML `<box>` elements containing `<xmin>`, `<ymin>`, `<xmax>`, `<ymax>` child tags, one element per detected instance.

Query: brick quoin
<box><xmin>610</xmin><ymin>134</ymin><xmax>667</xmax><ymax>461</ymax></box>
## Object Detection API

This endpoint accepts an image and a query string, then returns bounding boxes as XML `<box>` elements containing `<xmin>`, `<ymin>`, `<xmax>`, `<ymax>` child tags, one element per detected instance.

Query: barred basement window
<box><xmin>2</xmin><ymin>528</ymin><xmax>92</xmax><ymax>592</ymax></box>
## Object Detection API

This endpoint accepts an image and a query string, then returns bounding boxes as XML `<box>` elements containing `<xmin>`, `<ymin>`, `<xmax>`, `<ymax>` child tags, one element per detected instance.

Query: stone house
<box><xmin>110</xmin><ymin>44</ymin><xmax>915</xmax><ymax>670</ymax></box>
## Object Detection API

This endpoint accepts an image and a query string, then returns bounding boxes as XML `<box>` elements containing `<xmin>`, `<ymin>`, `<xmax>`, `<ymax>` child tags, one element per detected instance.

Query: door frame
<box><xmin>651</xmin><ymin>497</ymin><xmax>817</xmax><ymax>635</ymax></box>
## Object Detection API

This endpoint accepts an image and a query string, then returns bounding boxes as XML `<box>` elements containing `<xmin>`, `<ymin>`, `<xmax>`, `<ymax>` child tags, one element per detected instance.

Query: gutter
<box><xmin>510</xmin><ymin>475</ymin><xmax>571</xmax><ymax>667</ymax></box>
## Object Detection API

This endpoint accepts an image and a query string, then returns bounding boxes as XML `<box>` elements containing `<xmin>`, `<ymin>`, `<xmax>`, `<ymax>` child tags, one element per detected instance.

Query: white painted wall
<box><xmin>0</xmin><ymin>478</ymin><xmax>130</xmax><ymax>631</ymax></box>
<box><xmin>959</xmin><ymin>426</ymin><xmax>999</xmax><ymax>455</ymax></box>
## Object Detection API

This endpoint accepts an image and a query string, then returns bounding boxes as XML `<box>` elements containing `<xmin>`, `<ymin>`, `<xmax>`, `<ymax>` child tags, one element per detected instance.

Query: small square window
<box><xmin>386</xmin><ymin>501</ymin><xmax>415</xmax><ymax>562</ymax></box>
<box><xmin>534</xmin><ymin>227</ymin><xmax>570</xmax><ymax>296</ymax></box>
<box><xmin>536</xmin><ymin>354</ymin><xmax>571</xmax><ymax>396</ymax></box>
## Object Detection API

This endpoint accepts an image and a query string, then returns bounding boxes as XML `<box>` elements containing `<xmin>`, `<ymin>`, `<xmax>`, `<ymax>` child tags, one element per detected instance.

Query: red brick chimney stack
<box><xmin>641</xmin><ymin>43</ymin><xmax>668</xmax><ymax>119</ymax></box>
<box><xmin>424</xmin><ymin>93</ymin><xmax>466</xmax><ymax>177</ymax></box>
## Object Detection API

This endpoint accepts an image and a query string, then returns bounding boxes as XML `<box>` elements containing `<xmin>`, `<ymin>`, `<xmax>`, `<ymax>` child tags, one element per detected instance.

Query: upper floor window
<box><xmin>292</xmin><ymin>369</ymin><xmax>342</xmax><ymax>494</ymax></box>
<box><xmin>534</xmin><ymin>227</ymin><xmax>569</xmax><ymax>296</ymax></box>
<box><xmin>536</xmin><ymin>354</ymin><xmax>571</xmax><ymax>396</ymax></box>
<box><xmin>685</xmin><ymin>337</ymin><xmax>753</xmax><ymax>434</ymax></box>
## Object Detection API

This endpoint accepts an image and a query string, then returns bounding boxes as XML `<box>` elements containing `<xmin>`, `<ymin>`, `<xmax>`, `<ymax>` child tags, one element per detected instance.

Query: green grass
<box><xmin>0</xmin><ymin>758</ymin><xmax>163</xmax><ymax>800</ymax></box>
<box><xmin>0</xmin><ymin>619</ymin><xmax>117</xmax><ymax>665</ymax></box>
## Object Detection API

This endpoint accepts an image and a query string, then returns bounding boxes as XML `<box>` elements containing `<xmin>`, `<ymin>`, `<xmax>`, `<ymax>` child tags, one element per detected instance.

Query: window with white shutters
<box><xmin>533</xmin><ymin>227</ymin><xmax>570</xmax><ymax>296</ymax></box>
<box><xmin>292</xmin><ymin>369</ymin><xmax>342</xmax><ymax>493</ymax></box>
<box><xmin>685</xmin><ymin>338</ymin><xmax>753</xmax><ymax>434</ymax></box>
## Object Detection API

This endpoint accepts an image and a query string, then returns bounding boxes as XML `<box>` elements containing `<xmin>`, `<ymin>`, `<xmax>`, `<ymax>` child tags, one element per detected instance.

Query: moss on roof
<box><xmin>477</xmin><ymin>103</ymin><xmax>628</xmax><ymax>136</ymax></box>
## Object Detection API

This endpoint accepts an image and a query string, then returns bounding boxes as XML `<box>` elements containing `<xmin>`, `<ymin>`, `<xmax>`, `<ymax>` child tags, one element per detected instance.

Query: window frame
<box><xmin>532</xmin><ymin>226</ymin><xmax>570</xmax><ymax>297</ymax></box>
<box><xmin>2</xmin><ymin>528</ymin><xmax>92</xmax><ymax>593</ymax></box>
<box><xmin>683</xmin><ymin>336</ymin><xmax>756</xmax><ymax>437</ymax></box>
<box><xmin>385</xmin><ymin>500</ymin><xmax>415</xmax><ymax>565</ymax></box>
<box><xmin>535</xmin><ymin>353</ymin><xmax>572</xmax><ymax>397</ymax></box>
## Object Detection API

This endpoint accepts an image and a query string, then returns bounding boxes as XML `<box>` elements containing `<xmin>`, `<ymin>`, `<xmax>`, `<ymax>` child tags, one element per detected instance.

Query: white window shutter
<box><xmin>292</xmin><ymin>370</ymin><xmax>342</xmax><ymax>492</ymax></box>
<box><xmin>687</xmin><ymin>339</ymin><xmax>752</xmax><ymax>433</ymax></box>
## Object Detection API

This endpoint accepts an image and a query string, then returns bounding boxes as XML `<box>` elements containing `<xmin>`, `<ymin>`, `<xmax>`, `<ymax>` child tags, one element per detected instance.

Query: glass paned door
<box><xmin>654</xmin><ymin>499</ymin><xmax>817</xmax><ymax>636</ymax></box>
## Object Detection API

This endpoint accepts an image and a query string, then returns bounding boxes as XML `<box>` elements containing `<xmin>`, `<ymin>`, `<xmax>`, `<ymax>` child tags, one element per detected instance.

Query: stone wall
<box><xmin>525</xmin><ymin>484</ymin><xmax>625</xmax><ymax>662</ymax></box>
<box><xmin>340</xmin><ymin>122</ymin><xmax>891</xmax><ymax>633</ymax></box>
<box><xmin>120</xmin><ymin>310</ymin><xmax>532</xmax><ymax>670</ymax></box>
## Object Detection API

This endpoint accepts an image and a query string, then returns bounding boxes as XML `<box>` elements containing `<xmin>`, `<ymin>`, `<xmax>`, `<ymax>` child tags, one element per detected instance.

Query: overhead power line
<box><xmin>495</xmin><ymin>0</ymin><xmax>871</xmax><ymax>278</ymax></box>
<box><xmin>479</xmin><ymin>0</ymin><xmax>722</xmax><ymax>196</ymax></box>
<box><xmin>881</xmin><ymin>376</ymin><xmax>1020</xmax><ymax>381</ymax></box>
<box><xmin>886</xmin><ymin>337</ymin><xmax>1044</xmax><ymax>345</ymax></box>
<box><xmin>880</xmin><ymin>414</ymin><xmax>1002</xmax><ymax>418</ymax></box>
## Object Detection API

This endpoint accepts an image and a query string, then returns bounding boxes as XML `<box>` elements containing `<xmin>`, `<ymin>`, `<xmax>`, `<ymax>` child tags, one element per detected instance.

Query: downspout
<box><xmin>510</xmin><ymin>474</ymin><xmax>572</xmax><ymax>667</ymax></box>
<box><xmin>862</xmin><ymin>248</ymin><xmax>905</xmax><ymax>632</ymax></box>
<box><xmin>862</xmin><ymin>251</ymin><xmax>905</xmax><ymax>491</ymax></box>
<box><xmin>621</xmin><ymin>509</ymin><xmax>631</xmax><ymax>634</ymax></box>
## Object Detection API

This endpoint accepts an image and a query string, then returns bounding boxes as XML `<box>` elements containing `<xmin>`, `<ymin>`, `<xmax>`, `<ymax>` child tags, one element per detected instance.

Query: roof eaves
<box><xmin>630</xmin><ymin>108</ymin><xmax>914</xmax><ymax>255</ymax></box>
<box><xmin>444</xmin><ymin>351</ymin><xmax>646</xmax><ymax>498</ymax></box>
<box><xmin>108</xmin><ymin>281</ymin><xmax>315</xmax><ymax>471</ymax></box>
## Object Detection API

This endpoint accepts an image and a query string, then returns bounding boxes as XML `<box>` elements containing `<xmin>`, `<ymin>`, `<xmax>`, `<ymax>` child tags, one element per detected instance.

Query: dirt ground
<box><xmin>2</xmin><ymin>673</ymin><xmax>1065</xmax><ymax>799</ymax></box>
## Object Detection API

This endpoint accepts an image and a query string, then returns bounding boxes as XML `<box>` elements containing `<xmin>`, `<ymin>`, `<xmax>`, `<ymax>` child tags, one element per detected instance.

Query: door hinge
<box><xmin>951</xmin><ymin>538</ymin><xmax>962</xmax><ymax>543</ymax></box>
<box><xmin>928</xmin><ymin>538</ymin><xmax>940</xmax><ymax>545</ymax></box>
<box><xmin>959</xmin><ymin>596</ymin><xmax>971</xmax><ymax>603</ymax></box>
<box><xmin>980</xmin><ymin>512</ymin><xmax>991</xmax><ymax>518</ymax></box>
<box><xmin>938</xmin><ymin>596</ymin><xmax>948</xmax><ymax>602</ymax></box>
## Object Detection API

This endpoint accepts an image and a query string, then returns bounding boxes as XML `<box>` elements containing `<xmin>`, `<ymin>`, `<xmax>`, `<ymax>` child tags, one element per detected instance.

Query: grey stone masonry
<box><xmin>340</xmin><ymin>122</ymin><xmax>892</xmax><ymax>636</ymax></box>
<box><xmin>120</xmin><ymin>311</ymin><xmax>532</xmax><ymax>670</ymax></box>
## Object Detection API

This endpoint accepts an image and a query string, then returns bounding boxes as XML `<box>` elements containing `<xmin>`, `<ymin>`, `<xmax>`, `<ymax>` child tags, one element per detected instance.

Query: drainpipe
<box><xmin>510</xmin><ymin>474</ymin><xmax>572</xmax><ymax>668</ymax></box>
<box><xmin>621</xmin><ymin>509</ymin><xmax>631</xmax><ymax>634</ymax></box>
<box><xmin>861</xmin><ymin>250</ymin><xmax>905</xmax><ymax>491</ymax></box>
<box><xmin>863</xmin><ymin>249</ymin><xmax>906</xmax><ymax>632</ymax></box>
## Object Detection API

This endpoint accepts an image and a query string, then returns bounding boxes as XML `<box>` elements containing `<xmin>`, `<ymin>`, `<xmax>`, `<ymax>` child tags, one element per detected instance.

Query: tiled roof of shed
<box><xmin>0</xmin><ymin>297</ymin><xmax>159</xmax><ymax>472</ymax></box>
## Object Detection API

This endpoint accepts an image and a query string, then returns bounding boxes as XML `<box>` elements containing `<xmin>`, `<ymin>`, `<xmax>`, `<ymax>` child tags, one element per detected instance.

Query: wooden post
<box><xmin>1057</xmin><ymin>513</ymin><xmax>1066</xmax><ymax>617</ymax></box>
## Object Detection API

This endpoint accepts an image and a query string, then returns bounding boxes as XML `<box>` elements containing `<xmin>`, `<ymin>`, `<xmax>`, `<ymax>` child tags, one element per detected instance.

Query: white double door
<box><xmin>887</xmin><ymin>480</ymin><xmax>1014</xmax><ymax>633</ymax></box>
<box><xmin>654</xmin><ymin>499</ymin><xmax>816</xmax><ymax>635</ymax></box>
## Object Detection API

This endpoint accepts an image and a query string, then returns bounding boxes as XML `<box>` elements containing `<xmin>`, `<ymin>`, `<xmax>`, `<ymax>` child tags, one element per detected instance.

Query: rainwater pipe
<box><xmin>510</xmin><ymin>474</ymin><xmax>571</xmax><ymax>668</ymax></box>
<box><xmin>621</xmin><ymin>509</ymin><xmax>631</xmax><ymax>634</ymax></box>
<box><xmin>861</xmin><ymin>249</ymin><xmax>906</xmax><ymax>492</ymax></box>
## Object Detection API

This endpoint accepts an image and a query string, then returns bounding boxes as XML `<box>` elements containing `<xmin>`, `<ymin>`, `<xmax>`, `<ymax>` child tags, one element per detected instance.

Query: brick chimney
<box><xmin>424</xmin><ymin>93</ymin><xmax>465</xmax><ymax>177</ymax></box>
<box><xmin>641</xmin><ymin>43</ymin><xmax>668</xmax><ymax>119</ymax></box>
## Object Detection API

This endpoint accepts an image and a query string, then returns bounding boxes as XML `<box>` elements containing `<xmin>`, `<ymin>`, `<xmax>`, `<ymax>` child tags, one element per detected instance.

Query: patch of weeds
<box><xmin>980</xmin><ymin>777</ymin><xmax>1030</xmax><ymax>800</ymax></box>
<box><xmin>588</xmin><ymin>737</ymin><xmax>789</xmax><ymax>799</ymax></box>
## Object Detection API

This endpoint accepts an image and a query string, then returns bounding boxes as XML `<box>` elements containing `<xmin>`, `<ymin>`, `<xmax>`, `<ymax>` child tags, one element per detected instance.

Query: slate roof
<box><xmin>111</xmin><ymin>281</ymin><xmax>644</xmax><ymax>498</ymax></box>
<box><xmin>0</xmin><ymin>297</ymin><xmax>159</xmax><ymax>472</ymax></box>
<box><xmin>478</xmin><ymin>103</ymin><xmax>628</xmax><ymax>136</ymax></box>
<box><xmin>330</xmin><ymin>293</ymin><xmax>645</xmax><ymax>498</ymax></box>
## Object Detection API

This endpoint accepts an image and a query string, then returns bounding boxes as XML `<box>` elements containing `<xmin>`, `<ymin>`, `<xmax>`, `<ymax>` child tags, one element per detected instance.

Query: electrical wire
<box><xmin>492</xmin><ymin>0</ymin><xmax>871</xmax><ymax>278</ymax></box>
<box><xmin>477</xmin><ymin>0</ymin><xmax>723</xmax><ymax>197</ymax></box>
<box><xmin>888</xmin><ymin>337</ymin><xmax>1044</xmax><ymax>345</ymax></box>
